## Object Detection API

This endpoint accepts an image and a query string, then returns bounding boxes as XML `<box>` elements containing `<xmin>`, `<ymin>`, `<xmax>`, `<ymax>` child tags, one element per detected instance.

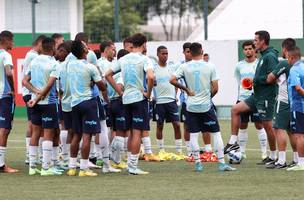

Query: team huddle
<box><xmin>0</xmin><ymin>29</ymin><xmax>304</xmax><ymax>176</ymax></box>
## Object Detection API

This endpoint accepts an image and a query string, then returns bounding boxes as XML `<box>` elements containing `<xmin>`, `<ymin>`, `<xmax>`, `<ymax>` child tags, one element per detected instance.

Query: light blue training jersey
<box><xmin>111</xmin><ymin>52</ymin><xmax>154</xmax><ymax>104</ymax></box>
<box><xmin>22</xmin><ymin>50</ymin><xmax>38</xmax><ymax>96</ymax></box>
<box><xmin>174</xmin><ymin>59</ymin><xmax>218</xmax><ymax>113</ymax></box>
<box><xmin>25</xmin><ymin>55</ymin><xmax>59</xmax><ymax>105</ymax></box>
<box><xmin>288</xmin><ymin>60</ymin><xmax>304</xmax><ymax>113</ymax></box>
<box><xmin>67</xmin><ymin>59</ymin><xmax>102</xmax><ymax>107</ymax></box>
<box><xmin>0</xmin><ymin>49</ymin><xmax>13</xmax><ymax>99</ymax></box>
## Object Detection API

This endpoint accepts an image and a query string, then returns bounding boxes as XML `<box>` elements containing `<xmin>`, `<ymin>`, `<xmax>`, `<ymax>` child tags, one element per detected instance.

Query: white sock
<box><xmin>269</xmin><ymin>150</ymin><xmax>277</xmax><ymax>160</ymax></box>
<box><xmin>156</xmin><ymin>139</ymin><xmax>164</xmax><ymax>151</ymax></box>
<box><xmin>124</xmin><ymin>137</ymin><xmax>128</xmax><ymax>153</ymax></box>
<box><xmin>142</xmin><ymin>136</ymin><xmax>153</xmax><ymax>154</ymax></box>
<box><xmin>95</xmin><ymin>143</ymin><xmax>102</xmax><ymax>160</ymax></box>
<box><xmin>205</xmin><ymin>144</ymin><xmax>212</xmax><ymax>152</ymax></box>
<box><xmin>293</xmin><ymin>152</ymin><xmax>299</xmax><ymax>163</ymax></box>
<box><xmin>175</xmin><ymin>139</ymin><xmax>183</xmax><ymax>153</ymax></box>
<box><xmin>60</xmin><ymin>130</ymin><xmax>69</xmax><ymax>162</ymax></box>
<box><xmin>89</xmin><ymin>136</ymin><xmax>96</xmax><ymax>158</ymax></box>
<box><xmin>25</xmin><ymin>137</ymin><xmax>30</xmax><ymax>161</ymax></box>
<box><xmin>298</xmin><ymin>157</ymin><xmax>304</xmax><ymax>167</ymax></box>
<box><xmin>38</xmin><ymin>137</ymin><xmax>43</xmax><ymax>160</ymax></box>
<box><xmin>228</xmin><ymin>135</ymin><xmax>238</xmax><ymax>145</ymax></box>
<box><xmin>0</xmin><ymin>146</ymin><xmax>6</xmax><ymax>167</ymax></box>
<box><xmin>52</xmin><ymin>146</ymin><xmax>60</xmax><ymax>166</ymax></box>
<box><xmin>29</xmin><ymin>146</ymin><xmax>38</xmax><ymax>168</ymax></box>
<box><xmin>127</xmin><ymin>151</ymin><xmax>131</xmax><ymax>166</ymax></box>
<box><xmin>80</xmin><ymin>159</ymin><xmax>89</xmax><ymax>170</ymax></box>
<box><xmin>185</xmin><ymin>141</ymin><xmax>191</xmax><ymax>156</ymax></box>
<box><xmin>238</xmin><ymin>129</ymin><xmax>248</xmax><ymax>154</ymax></box>
<box><xmin>69</xmin><ymin>157</ymin><xmax>77</xmax><ymax>169</ymax></box>
<box><xmin>111</xmin><ymin>136</ymin><xmax>124</xmax><ymax>164</ymax></box>
<box><xmin>128</xmin><ymin>154</ymin><xmax>139</xmax><ymax>169</ymax></box>
<box><xmin>42</xmin><ymin>141</ymin><xmax>53</xmax><ymax>170</ymax></box>
<box><xmin>213</xmin><ymin>132</ymin><xmax>225</xmax><ymax>164</ymax></box>
<box><xmin>257</xmin><ymin>128</ymin><xmax>267</xmax><ymax>155</ymax></box>
<box><xmin>190</xmin><ymin>132</ymin><xmax>200</xmax><ymax>163</ymax></box>
<box><xmin>278</xmin><ymin>151</ymin><xmax>286</xmax><ymax>165</ymax></box>
<box><xmin>100</xmin><ymin>120</ymin><xmax>110</xmax><ymax>167</ymax></box>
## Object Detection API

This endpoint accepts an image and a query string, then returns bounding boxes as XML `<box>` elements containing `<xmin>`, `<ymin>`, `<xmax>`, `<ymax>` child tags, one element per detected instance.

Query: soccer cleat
<box><xmin>29</xmin><ymin>168</ymin><xmax>41</xmax><ymax>175</ymax></box>
<box><xmin>96</xmin><ymin>159</ymin><xmax>104</xmax><ymax>167</ymax></box>
<box><xmin>275</xmin><ymin>163</ymin><xmax>287</xmax><ymax>169</ymax></box>
<box><xmin>89</xmin><ymin>157</ymin><xmax>97</xmax><ymax>165</ymax></box>
<box><xmin>144</xmin><ymin>153</ymin><xmax>162</xmax><ymax>162</ymax></box>
<box><xmin>128</xmin><ymin>167</ymin><xmax>149</xmax><ymax>175</ymax></box>
<box><xmin>111</xmin><ymin>161</ymin><xmax>127</xmax><ymax>169</ymax></box>
<box><xmin>88</xmin><ymin>161</ymin><xmax>101</xmax><ymax>169</ymax></box>
<box><xmin>266</xmin><ymin>162</ymin><xmax>277</xmax><ymax>169</ymax></box>
<box><xmin>41</xmin><ymin>168</ymin><xmax>55</xmax><ymax>176</ymax></box>
<box><xmin>0</xmin><ymin>165</ymin><xmax>19</xmax><ymax>173</ymax></box>
<box><xmin>195</xmin><ymin>162</ymin><xmax>203</xmax><ymax>172</ymax></box>
<box><xmin>67</xmin><ymin>169</ymin><xmax>77</xmax><ymax>176</ymax></box>
<box><xmin>286</xmin><ymin>165</ymin><xmax>304</xmax><ymax>171</ymax></box>
<box><xmin>265</xmin><ymin>158</ymin><xmax>277</xmax><ymax>166</ymax></box>
<box><xmin>102</xmin><ymin>165</ymin><xmax>121</xmax><ymax>173</ymax></box>
<box><xmin>79</xmin><ymin>169</ymin><xmax>98</xmax><ymax>177</ymax></box>
<box><xmin>218</xmin><ymin>163</ymin><xmax>236</xmax><ymax>171</ymax></box>
<box><xmin>287</xmin><ymin>161</ymin><xmax>297</xmax><ymax>168</ymax></box>
<box><xmin>256</xmin><ymin>157</ymin><xmax>273</xmax><ymax>165</ymax></box>
<box><xmin>224</xmin><ymin>142</ymin><xmax>240</xmax><ymax>154</ymax></box>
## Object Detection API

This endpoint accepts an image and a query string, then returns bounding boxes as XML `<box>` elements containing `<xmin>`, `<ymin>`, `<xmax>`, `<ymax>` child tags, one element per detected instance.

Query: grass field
<box><xmin>0</xmin><ymin>119</ymin><xmax>303</xmax><ymax>200</ymax></box>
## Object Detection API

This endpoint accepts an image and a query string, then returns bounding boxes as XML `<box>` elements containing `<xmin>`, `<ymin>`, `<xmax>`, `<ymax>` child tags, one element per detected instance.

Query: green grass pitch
<box><xmin>0</xmin><ymin>119</ymin><xmax>303</xmax><ymax>200</ymax></box>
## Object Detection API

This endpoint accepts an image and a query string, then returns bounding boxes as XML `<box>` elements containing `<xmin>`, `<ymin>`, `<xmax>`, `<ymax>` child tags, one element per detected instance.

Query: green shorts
<box><xmin>244</xmin><ymin>95</ymin><xmax>276</xmax><ymax>121</ymax></box>
<box><xmin>273</xmin><ymin>101</ymin><xmax>290</xmax><ymax>131</ymax></box>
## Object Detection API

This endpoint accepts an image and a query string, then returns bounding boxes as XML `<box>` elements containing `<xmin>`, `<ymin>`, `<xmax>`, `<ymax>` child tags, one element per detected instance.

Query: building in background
<box><xmin>0</xmin><ymin>0</ymin><xmax>83</xmax><ymax>46</ymax></box>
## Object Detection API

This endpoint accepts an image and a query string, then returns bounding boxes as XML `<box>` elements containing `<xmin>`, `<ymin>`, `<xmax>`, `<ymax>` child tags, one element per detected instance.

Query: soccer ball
<box><xmin>227</xmin><ymin>149</ymin><xmax>242</xmax><ymax>164</ymax></box>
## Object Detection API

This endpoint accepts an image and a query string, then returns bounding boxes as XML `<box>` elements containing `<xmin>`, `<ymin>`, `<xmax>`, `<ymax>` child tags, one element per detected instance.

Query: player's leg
<box><xmin>287</xmin><ymin>132</ymin><xmax>298</xmax><ymax>166</ymax></box>
<box><xmin>155</xmin><ymin>103</ymin><xmax>165</xmax><ymax>152</ymax></box>
<box><xmin>23</xmin><ymin>94</ymin><xmax>33</xmax><ymax>165</ymax></box>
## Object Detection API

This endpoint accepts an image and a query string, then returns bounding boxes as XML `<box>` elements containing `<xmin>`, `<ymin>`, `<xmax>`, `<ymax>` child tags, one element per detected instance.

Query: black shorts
<box><xmin>290</xmin><ymin>111</ymin><xmax>304</xmax><ymax>134</ymax></box>
<box><xmin>187</xmin><ymin>107</ymin><xmax>220</xmax><ymax>133</ymax></box>
<box><xmin>23</xmin><ymin>94</ymin><xmax>33</xmax><ymax>121</ymax></box>
<box><xmin>0</xmin><ymin>97</ymin><xmax>15</xmax><ymax>130</ymax></box>
<box><xmin>31</xmin><ymin>104</ymin><xmax>59</xmax><ymax>129</ymax></box>
<box><xmin>155</xmin><ymin>101</ymin><xmax>179</xmax><ymax>125</ymax></box>
<box><xmin>236</xmin><ymin>100</ymin><xmax>261</xmax><ymax>123</ymax></box>
<box><xmin>108</xmin><ymin>98</ymin><xmax>128</xmax><ymax>131</ymax></box>
<box><xmin>62</xmin><ymin>111</ymin><xmax>73</xmax><ymax>130</ymax></box>
<box><xmin>72</xmin><ymin>98</ymin><xmax>101</xmax><ymax>134</ymax></box>
<box><xmin>124</xmin><ymin>99</ymin><xmax>150</xmax><ymax>131</ymax></box>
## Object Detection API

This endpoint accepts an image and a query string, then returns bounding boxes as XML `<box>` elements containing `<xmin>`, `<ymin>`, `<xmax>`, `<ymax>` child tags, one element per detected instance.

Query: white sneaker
<box><xmin>102</xmin><ymin>166</ymin><xmax>121</xmax><ymax>173</ymax></box>
<box><xmin>88</xmin><ymin>161</ymin><xmax>102</xmax><ymax>169</ymax></box>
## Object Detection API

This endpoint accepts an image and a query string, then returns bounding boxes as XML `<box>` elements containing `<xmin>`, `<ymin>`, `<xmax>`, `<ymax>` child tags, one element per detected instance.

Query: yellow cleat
<box><xmin>144</xmin><ymin>153</ymin><xmax>163</xmax><ymax>162</ymax></box>
<box><xmin>79</xmin><ymin>169</ymin><xmax>98</xmax><ymax>177</ymax></box>
<box><xmin>111</xmin><ymin>161</ymin><xmax>127</xmax><ymax>169</ymax></box>
<box><xmin>67</xmin><ymin>169</ymin><xmax>77</xmax><ymax>176</ymax></box>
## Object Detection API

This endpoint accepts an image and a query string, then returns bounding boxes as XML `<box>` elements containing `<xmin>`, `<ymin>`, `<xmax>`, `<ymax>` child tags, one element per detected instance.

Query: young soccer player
<box><xmin>153</xmin><ymin>45</ymin><xmax>184</xmax><ymax>160</ymax></box>
<box><xmin>51</xmin><ymin>33</ymin><xmax>64</xmax><ymax>50</ymax></box>
<box><xmin>170</xmin><ymin>42</ymin><xmax>235</xmax><ymax>172</ymax></box>
<box><xmin>66</xmin><ymin>40</ymin><xmax>107</xmax><ymax>176</ymax></box>
<box><xmin>0</xmin><ymin>30</ymin><xmax>18</xmax><ymax>173</ymax></box>
<box><xmin>233</xmin><ymin>40</ymin><xmax>268</xmax><ymax>160</ymax></box>
<box><xmin>286</xmin><ymin>46</ymin><xmax>304</xmax><ymax>171</ymax></box>
<box><xmin>106</xmin><ymin>33</ymin><xmax>154</xmax><ymax>175</ymax></box>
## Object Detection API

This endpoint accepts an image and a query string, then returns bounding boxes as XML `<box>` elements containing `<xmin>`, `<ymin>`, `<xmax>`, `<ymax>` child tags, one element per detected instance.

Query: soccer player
<box><xmin>75</xmin><ymin>32</ymin><xmax>98</xmax><ymax>65</ymax></box>
<box><xmin>0</xmin><ymin>30</ymin><xmax>18</xmax><ymax>173</ymax></box>
<box><xmin>23</xmin><ymin>37</ymin><xmax>61</xmax><ymax>176</ymax></box>
<box><xmin>106</xmin><ymin>33</ymin><xmax>154</xmax><ymax>175</ymax></box>
<box><xmin>51</xmin><ymin>33</ymin><xmax>64</xmax><ymax>50</ymax></box>
<box><xmin>203</xmin><ymin>53</ymin><xmax>209</xmax><ymax>62</ymax></box>
<box><xmin>66</xmin><ymin>40</ymin><xmax>107</xmax><ymax>176</ymax></box>
<box><xmin>22</xmin><ymin>34</ymin><xmax>46</xmax><ymax>165</ymax></box>
<box><xmin>123</xmin><ymin>37</ymin><xmax>133</xmax><ymax>52</ymax></box>
<box><xmin>225</xmin><ymin>31</ymin><xmax>278</xmax><ymax>165</ymax></box>
<box><xmin>170</xmin><ymin>42</ymin><xmax>235</xmax><ymax>172</ymax></box>
<box><xmin>233</xmin><ymin>40</ymin><xmax>268</xmax><ymax>160</ymax></box>
<box><xmin>153</xmin><ymin>45</ymin><xmax>184</xmax><ymax>160</ymax></box>
<box><xmin>286</xmin><ymin>46</ymin><xmax>304</xmax><ymax>171</ymax></box>
<box><xmin>266</xmin><ymin>38</ymin><xmax>298</xmax><ymax>169</ymax></box>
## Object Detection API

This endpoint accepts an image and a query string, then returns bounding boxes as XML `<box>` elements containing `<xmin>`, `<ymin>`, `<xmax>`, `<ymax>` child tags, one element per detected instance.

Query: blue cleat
<box><xmin>218</xmin><ymin>163</ymin><xmax>236</xmax><ymax>171</ymax></box>
<box><xmin>195</xmin><ymin>162</ymin><xmax>203</xmax><ymax>172</ymax></box>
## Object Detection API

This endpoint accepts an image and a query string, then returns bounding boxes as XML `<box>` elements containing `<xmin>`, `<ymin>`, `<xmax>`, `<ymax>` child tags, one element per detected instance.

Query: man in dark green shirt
<box><xmin>225</xmin><ymin>31</ymin><xmax>278</xmax><ymax>165</ymax></box>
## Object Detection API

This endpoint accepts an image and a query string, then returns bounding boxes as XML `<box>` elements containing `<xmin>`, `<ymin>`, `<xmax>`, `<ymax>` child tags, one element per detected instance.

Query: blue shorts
<box><xmin>108</xmin><ymin>98</ymin><xmax>128</xmax><ymax>131</ymax></box>
<box><xmin>62</xmin><ymin>111</ymin><xmax>73</xmax><ymax>130</ymax></box>
<box><xmin>0</xmin><ymin>97</ymin><xmax>15</xmax><ymax>130</ymax></box>
<box><xmin>187</xmin><ymin>107</ymin><xmax>220</xmax><ymax>133</ymax></box>
<box><xmin>23</xmin><ymin>94</ymin><xmax>33</xmax><ymax>121</ymax></box>
<box><xmin>236</xmin><ymin>100</ymin><xmax>261</xmax><ymax>123</ymax></box>
<box><xmin>290</xmin><ymin>111</ymin><xmax>304</xmax><ymax>134</ymax></box>
<box><xmin>31</xmin><ymin>104</ymin><xmax>59</xmax><ymax>129</ymax></box>
<box><xmin>96</xmin><ymin>96</ymin><xmax>106</xmax><ymax>121</ymax></box>
<box><xmin>180</xmin><ymin>102</ymin><xmax>188</xmax><ymax>124</ymax></box>
<box><xmin>155</xmin><ymin>101</ymin><xmax>179</xmax><ymax>125</ymax></box>
<box><xmin>125</xmin><ymin>99</ymin><xmax>150</xmax><ymax>131</ymax></box>
<box><xmin>72</xmin><ymin>98</ymin><xmax>101</xmax><ymax>134</ymax></box>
